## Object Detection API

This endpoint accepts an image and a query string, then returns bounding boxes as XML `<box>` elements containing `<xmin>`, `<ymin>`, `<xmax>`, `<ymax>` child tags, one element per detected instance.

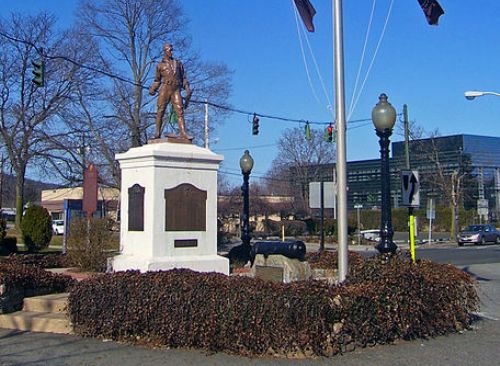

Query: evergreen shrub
<box><xmin>21</xmin><ymin>205</ymin><xmax>52</xmax><ymax>252</ymax></box>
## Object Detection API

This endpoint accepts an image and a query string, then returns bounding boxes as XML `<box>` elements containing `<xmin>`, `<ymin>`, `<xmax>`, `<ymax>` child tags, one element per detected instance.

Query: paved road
<box><xmin>1</xmin><ymin>249</ymin><xmax>499</xmax><ymax>365</ymax></box>
<box><xmin>417</xmin><ymin>246</ymin><xmax>500</xmax><ymax>266</ymax></box>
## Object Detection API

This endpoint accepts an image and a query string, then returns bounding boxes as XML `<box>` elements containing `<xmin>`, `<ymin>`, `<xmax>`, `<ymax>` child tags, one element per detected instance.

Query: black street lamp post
<box><xmin>372</xmin><ymin>93</ymin><xmax>397</xmax><ymax>254</ymax></box>
<box><xmin>240</xmin><ymin>150</ymin><xmax>254</xmax><ymax>252</ymax></box>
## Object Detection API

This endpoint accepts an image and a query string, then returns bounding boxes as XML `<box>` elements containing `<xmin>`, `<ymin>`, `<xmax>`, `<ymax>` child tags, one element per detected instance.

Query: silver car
<box><xmin>457</xmin><ymin>224</ymin><xmax>500</xmax><ymax>246</ymax></box>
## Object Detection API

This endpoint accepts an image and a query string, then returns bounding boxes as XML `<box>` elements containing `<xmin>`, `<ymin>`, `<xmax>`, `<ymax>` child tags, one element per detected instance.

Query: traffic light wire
<box><xmin>0</xmin><ymin>29</ymin><xmax>388</xmax><ymax>128</ymax></box>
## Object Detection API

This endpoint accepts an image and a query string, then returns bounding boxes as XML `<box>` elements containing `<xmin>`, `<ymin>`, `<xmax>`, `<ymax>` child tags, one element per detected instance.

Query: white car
<box><xmin>52</xmin><ymin>220</ymin><xmax>65</xmax><ymax>235</ymax></box>
<box><xmin>360</xmin><ymin>229</ymin><xmax>381</xmax><ymax>242</ymax></box>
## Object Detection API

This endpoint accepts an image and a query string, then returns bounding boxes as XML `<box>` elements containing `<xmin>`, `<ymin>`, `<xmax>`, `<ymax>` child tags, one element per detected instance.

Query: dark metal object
<box><xmin>149</xmin><ymin>43</ymin><xmax>192</xmax><ymax>140</ymax></box>
<box><xmin>320</xmin><ymin>181</ymin><xmax>324</xmax><ymax>252</ymax></box>
<box><xmin>128</xmin><ymin>184</ymin><xmax>145</xmax><ymax>231</ymax></box>
<box><xmin>241</xmin><ymin>170</ymin><xmax>251</xmax><ymax>251</ymax></box>
<box><xmin>375</xmin><ymin>128</ymin><xmax>397</xmax><ymax>254</ymax></box>
<box><xmin>164</xmin><ymin>184</ymin><xmax>206</xmax><ymax>231</ymax></box>
<box><xmin>250</xmin><ymin>241</ymin><xmax>307</xmax><ymax>264</ymax></box>
<box><xmin>233</xmin><ymin>150</ymin><xmax>255</xmax><ymax>264</ymax></box>
<box><xmin>174</xmin><ymin>239</ymin><xmax>198</xmax><ymax>248</ymax></box>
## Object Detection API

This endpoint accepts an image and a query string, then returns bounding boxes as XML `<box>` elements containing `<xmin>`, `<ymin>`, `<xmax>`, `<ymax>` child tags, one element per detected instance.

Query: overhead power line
<box><xmin>0</xmin><ymin>30</ymin><xmax>385</xmax><ymax>128</ymax></box>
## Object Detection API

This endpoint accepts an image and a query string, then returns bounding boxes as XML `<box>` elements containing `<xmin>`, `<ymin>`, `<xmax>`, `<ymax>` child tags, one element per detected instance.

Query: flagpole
<box><xmin>333</xmin><ymin>0</ymin><xmax>348</xmax><ymax>282</ymax></box>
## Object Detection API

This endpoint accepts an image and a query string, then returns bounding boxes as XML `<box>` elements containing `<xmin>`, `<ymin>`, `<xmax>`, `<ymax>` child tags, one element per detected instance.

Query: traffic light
<box><xmin>325</xmin><ymin>123</ymin><xmax>333</xmax><ymax>142</ymax></box>
<box><xmin>32</xmin><ymin>49</ymin><xmax>44</xmax><ymax>87</ymax></box>
<box><xmin>252</xmin><ymin>113</ymin><xmax>259</xmax><ymax>135</ymax></box>
<box><xmin>305</xmin><ymin>122</ymin><xmax>311</xmax><ymax>140</ymax></box>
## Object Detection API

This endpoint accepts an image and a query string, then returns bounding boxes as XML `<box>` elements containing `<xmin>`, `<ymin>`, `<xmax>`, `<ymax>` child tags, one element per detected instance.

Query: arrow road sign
<box><xmin>401</xmin><ymin>170</ymin><xmax>420</xmax><ymax>207</ymax></box>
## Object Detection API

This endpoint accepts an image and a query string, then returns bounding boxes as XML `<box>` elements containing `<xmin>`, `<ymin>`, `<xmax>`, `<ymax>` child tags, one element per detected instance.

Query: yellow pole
<box><xmin>282</xmin><ymin>224</ymin><xmax>285</xmax><ymax>242</ymax></box>
<box><xmin>409</xmin><ymin>214</ymin><xmax>416</xmax><ymax>262</ymax></box>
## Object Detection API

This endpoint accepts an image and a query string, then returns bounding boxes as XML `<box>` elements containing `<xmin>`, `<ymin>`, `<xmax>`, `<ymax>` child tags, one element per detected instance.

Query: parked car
<box><xmin>52</xmin><ymin>220</ymin><xmax>65</xmax><ymax>235</ymax></box>
<box><xmin>457</xmin><ymin>224</ymin><xmax>500</xmax><ymax>246</ymax></box>
<box><xmin>360</xmin><ymin>229</ymin><xmax>381</xmax><ymax>242</ymax></box>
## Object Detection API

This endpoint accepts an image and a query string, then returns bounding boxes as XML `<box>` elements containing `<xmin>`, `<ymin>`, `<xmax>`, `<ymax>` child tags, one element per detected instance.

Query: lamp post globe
<box><xmin>239</xmin><ymin>150</ymin><xmax>254</xmax><ymax>173</ymax></box>
<box><xmin>239</xmin><ymin>150</ymin><xmax>254</xmax><ymax>254</ymax></box>
<box><xmin>372</xmin><ymin>93</ymin><xmax>397</xmax><ymax>131</ymax></box>
<box><xmin>372</xmin><ymin>93</ymin><xmax>397</xmax><ymax>255</ymax></box>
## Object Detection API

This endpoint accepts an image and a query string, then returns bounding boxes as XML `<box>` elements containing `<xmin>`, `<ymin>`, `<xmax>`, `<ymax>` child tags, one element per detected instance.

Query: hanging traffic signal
<box><xmin>325</xmin><ymin>123</ymin><xmax>333</xmax><ymax>142</ymax></box>
<box><xmin>32</xmin><ymin>48</ymin><xmax>44</xmax><ymax>87</ymax></box>
<box><xmin>252</xmin><ymin>113</ymin><xmax>259</xmax><ymax>135</ymax></box>
<box><xmin>305</xmin><ymin>122</ymin><xmax>311</xmax><ymax>140</ymax></box>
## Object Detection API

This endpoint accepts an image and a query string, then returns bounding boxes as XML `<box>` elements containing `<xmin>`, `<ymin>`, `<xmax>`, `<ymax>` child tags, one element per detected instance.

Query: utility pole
<box><xmin>0</xmin><ymin>155</ymin><xmax>4</xmax><ymax>211</ymax></box>
<box><xmin>495</xmin><ymin>169</ymin><xmax>500</xmax><ymax>221</ymax></box>
<box><xmin>204</xmin><ymin>99</ymin><xmax>209</xmax><ymax>149</ymax></box>
<box><xmin>478</xmin><ymin>167</ymin><xmax>486</xmax><ymax>224</ymax></box>
<box><xmin>404</xmin><ymin>105</ymin><xmax>410</xmax><ymax>169</ymax></box>
<box><xmin>403</xmin><ymin>104</ymin><xmax>416</xmax><ymax>261</ymax></box>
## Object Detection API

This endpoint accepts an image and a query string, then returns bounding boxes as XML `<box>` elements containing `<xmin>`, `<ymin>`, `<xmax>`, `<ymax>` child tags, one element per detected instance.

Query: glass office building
<box><xmin>314</xmin><ymin>134</ymin><xmax>500</xmax><ymax>220</ymax></box>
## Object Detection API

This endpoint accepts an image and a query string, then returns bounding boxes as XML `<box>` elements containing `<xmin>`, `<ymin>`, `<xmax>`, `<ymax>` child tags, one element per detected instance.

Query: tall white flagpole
<box><xmin>333</xmin><ymin>0</ymin><xmax>348</xmax><ymax>282</ymax></box>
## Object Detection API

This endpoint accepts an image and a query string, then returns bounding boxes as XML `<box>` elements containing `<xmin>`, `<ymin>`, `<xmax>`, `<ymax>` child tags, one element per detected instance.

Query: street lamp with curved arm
<box><xmin>464</xmin><ymin>91</ymin><xmax>500</xmax><ymax>100</ymax></box>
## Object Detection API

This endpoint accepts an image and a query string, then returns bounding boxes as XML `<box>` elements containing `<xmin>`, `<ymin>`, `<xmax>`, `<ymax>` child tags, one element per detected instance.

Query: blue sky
<box><xmin>3</xmin><ymin>1</ymin><xmax>500</xmax><ymax>186</ymax></box>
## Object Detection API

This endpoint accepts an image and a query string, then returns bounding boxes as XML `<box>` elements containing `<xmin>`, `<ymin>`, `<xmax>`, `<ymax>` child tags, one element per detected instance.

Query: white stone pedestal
<box><xmin>111</xmin><ymin>141</ymin><xmax>229</xmax><ymax>275</ymax></box>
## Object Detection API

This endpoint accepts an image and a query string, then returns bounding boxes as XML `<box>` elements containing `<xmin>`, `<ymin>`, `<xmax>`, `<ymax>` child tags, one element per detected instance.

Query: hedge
<box><xmin>5</xmin><ymin>253</ymin><xmax>73</xmax><ymax>269</ymax></box>
<box><xmin>0</xmin><ymin>262</ymin><xmax>76</xmax><ymax>313</ymax></box>
<box><xmin>68</xmin><ymin>253</ymin><xmax>478</xmax><ymax>358</ymax></box>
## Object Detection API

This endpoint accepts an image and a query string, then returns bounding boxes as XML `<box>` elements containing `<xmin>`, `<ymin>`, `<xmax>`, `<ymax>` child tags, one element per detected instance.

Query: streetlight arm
<box><xmin>464</xmin><ymin>91</ymin><xmax>500</xmax><ymax>100</ymax></box>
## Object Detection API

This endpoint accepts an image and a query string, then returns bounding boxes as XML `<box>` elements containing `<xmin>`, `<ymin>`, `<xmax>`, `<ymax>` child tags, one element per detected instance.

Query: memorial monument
<box><xmin>111</xmin><ymin>43</ymin><xmax>228</xmax><ymax>275</ymax></box>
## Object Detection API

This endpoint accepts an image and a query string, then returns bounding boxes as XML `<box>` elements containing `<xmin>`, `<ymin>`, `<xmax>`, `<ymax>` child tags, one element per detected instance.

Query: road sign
<box><xmin>401</xmin><ymin>170</ymin><xmax>420</xmax><ymax>207</ymax></box>
<box><xmin>309</xmin><ymin>182</ymin><xmax>336</xmax><ymax>209</ymax></box>
<box><xmin>426</xmin><ymin>198</ymin><xmax>435</xmax><ymax>220</ymax></box>
<box><xmin>477</xmin><ymin>198</ymin><xmax>489</xmax><ymax>216</ymax></box>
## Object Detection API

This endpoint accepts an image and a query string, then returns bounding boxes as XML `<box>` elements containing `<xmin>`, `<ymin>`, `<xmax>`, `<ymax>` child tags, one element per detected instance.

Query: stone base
<box><xmin>251</xmin><ymin>254</ymin><xmax>311</xmax><ymax>283</ymax></box>
<box><xmin>111</xmin><ymin>254</ymin><xmax>229</xmax><ymax>275</ymax></box>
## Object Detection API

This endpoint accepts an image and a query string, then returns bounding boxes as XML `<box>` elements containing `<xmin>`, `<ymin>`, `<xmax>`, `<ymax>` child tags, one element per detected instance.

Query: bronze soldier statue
<box><xmin>149</xmin><ymin>43</ymin><xmax>192</xmax><ymax>140</ymax></box>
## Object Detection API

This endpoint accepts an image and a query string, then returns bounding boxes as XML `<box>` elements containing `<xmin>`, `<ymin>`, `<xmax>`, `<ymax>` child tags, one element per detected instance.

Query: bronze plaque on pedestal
<box><xmin>164</xmin><ymin>184</ymin><xmax>207</xmax><ymax>231</ymax></box>
<box><xmin>174</xmin><ymin>239</ymin><xmax>198</xmax><ymax>248</ymax></box>
<box><xmin>128</xmin><ymin>184</ymin><xmax>145</xmax><ymax>231</ymax></box>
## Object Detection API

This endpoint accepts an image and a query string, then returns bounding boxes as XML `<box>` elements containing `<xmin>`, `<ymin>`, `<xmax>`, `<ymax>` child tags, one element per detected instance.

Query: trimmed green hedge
<box><xmin>68</xmin><ymin>253</ymin><xmax>478</xmax><ymax>358</ymax></box>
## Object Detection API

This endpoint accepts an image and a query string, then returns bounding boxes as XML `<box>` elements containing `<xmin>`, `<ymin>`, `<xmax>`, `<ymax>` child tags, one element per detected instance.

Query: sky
<box><xmin>2</xmin><ymin>0</ymin><xmax>500</xmax><ymax>186</ymax></box>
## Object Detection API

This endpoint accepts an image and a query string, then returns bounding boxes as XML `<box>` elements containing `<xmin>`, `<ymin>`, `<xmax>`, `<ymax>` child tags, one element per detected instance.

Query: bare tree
<box><xmin>267</xmin><ymin>127</ymin><xmax>336</xmax><ymax>214</ymax></box>
<box><xmin>0</xmin><ymin>14</ymin><xmax>98</xmax><ymax>228</ymax></box>
<box><xmin>77</xmin><ymin>0</ymin><xmax>232</xmax><ymax>149</ymax></box>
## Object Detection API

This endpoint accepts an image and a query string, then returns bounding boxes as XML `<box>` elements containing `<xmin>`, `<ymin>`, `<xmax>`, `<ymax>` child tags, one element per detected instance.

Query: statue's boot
<box><xmin>154</xmin><ymin>117</ymin><xmax>163</xmax><ymax>139</ymax></box>
<box><xmin>178</xmin><ymin>118</ymin><xmax>193</xmax><ymax>140</ymax></box>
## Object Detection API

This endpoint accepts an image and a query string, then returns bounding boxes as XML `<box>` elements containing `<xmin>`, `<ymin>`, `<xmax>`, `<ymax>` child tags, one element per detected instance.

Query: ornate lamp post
<box><xmin>239</xmin><ymin>150</ymin><xmax>254</xmax><ymax>252</ymax></box>
<box><xmin>372</xmin><ymin>93</ymin><xmax>397</xmax><ymax>254</ymax></box>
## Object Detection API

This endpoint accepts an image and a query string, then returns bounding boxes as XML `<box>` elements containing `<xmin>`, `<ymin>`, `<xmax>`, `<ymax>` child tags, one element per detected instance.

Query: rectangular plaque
<box><xmin>165</xmin><ymin>184</ymin><xmax>207</xmax><ymax>231</ymax></box>
<box><xmin>128</xmin><ymin>184</ymin><xmax>144</xmax><ymax>231</ymax></box>
<box><xmin>255</xmin><ymin>266</ymin><xmax>284</xmax><ymax>283</ymax></box>
<box><xmin>174</xmin><ymin>239</ymin><xmax>198</xmax><ymax>248</ymax></box>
